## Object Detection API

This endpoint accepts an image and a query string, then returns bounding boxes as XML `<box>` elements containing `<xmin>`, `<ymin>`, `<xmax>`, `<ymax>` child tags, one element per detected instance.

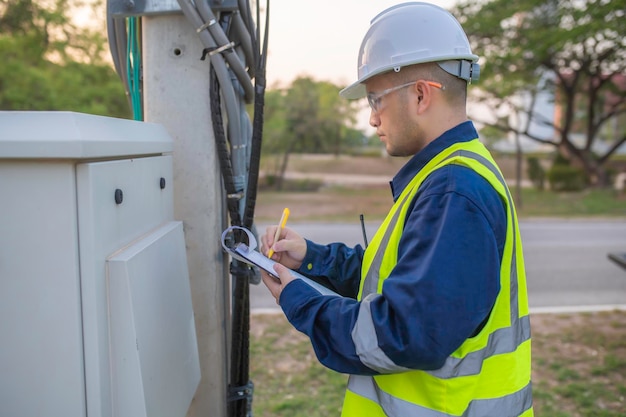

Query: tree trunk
<box><xmin>276</xmin><ymin>146</ymin><xmax>292</xmax><ymax>191</ymax></box>
<box><xmin>559</xmin><ymin>141</ymin><xmax>611</xmax><ymax>188</ymax></box>
<box><xmin>514</xmin><ymin>129</ymin><xmax>523</xmax><ymax>208</ymax></box>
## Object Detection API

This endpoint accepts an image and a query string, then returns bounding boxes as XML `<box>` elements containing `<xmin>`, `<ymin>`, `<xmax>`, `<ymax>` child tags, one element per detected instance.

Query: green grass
<box><xmin>249</xmin><ymin>315</ymin><xmax>347</xmax><ymax>416</ymax></box>
<box><xmin>256</xmin><ymin>185</ymin><xmax>625</xmax><ymax>223</ymax></box>
<box><xmin>515</xmin><ymin>188</ymin><xmax>626</xmax><ymax>218</ymax></box>
<box><xmin>530</xmin><ymin>311</ymin><xmax>626</xmax><ymax>417</ymax></box>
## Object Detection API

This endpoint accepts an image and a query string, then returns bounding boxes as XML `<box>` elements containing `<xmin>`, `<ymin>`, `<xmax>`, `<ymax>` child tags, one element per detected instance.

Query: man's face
<box><xmin>365</xmin><ymin>75</ymin><xmax>423</xmax><ymax>157</ymax></box>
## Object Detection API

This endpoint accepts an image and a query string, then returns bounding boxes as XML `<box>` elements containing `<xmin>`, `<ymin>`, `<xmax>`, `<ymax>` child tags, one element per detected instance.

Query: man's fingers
<box><xmin>260</xmin><ymin>270</ymin><xmax>281</xmax><ymax>303</ymax></box>
<box><xmin>274</xmin><ymin>263</ymin><xmax>295</xmax><ymax>285</ymax></box>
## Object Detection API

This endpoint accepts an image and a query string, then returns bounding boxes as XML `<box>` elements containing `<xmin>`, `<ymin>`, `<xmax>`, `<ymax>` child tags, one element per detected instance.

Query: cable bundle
<box><xmin>106</xmin><ymin>1</ymin><xmax>270</xmax><ymax>415</ymax></box>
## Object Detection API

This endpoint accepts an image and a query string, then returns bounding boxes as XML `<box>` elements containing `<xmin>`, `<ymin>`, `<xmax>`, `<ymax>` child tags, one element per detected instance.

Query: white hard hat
<box><xmin>340</xmin><ymin>2</ymin><xmax>480</xmax><ymax>99</ymax></box>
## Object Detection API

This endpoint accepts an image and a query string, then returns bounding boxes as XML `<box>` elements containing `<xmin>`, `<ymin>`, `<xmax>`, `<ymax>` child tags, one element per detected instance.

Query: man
<box><xmin>260</xmin><ymin>2</ymin><xmax>533</xmax><ymax>416</ymax></box>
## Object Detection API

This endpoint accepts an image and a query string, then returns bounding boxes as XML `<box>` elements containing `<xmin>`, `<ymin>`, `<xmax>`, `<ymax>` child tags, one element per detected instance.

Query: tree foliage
<box><xmin>262</xmin><ymin>76</ymin><xmax>362</xmax><ymax>189</ymax></box>
<box><xmin>0</xmin><ymin>0</ymin><xmax>129</xmax><ymax>117</ymax></box>
<box><xmin>455</xmin><ymin>0</ymin><xmax>626</xmax><ymax>187</ymax></box>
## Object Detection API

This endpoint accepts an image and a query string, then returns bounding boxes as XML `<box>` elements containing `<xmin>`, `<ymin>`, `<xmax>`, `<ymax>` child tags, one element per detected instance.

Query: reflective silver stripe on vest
<box><xmin>352</xmin><ymin>293</ymin><xmax>412</xmax><ymax>374</ymax></box>
<box><xmin>351</xmin><ymin>149</ymin><xmax>530</xmax><ymax>378</ymax></box>
<box><xmin>428</xmin><ymin>314</ymin><xmax>530</xmax><ymax>379</ymax></box>
<box><xmin>352</xmin><ymin>299</ymin><xmax>531</xmax><ymax>377</ymax></box>
<box><xmin>347</xmin><ymin>375</ymin><xmax>533</xmax><ymax>417</ymax></box>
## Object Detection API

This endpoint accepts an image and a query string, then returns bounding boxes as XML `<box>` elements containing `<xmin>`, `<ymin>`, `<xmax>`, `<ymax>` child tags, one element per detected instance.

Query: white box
<box><xmin>0</xmin><ymin>112</ymin><xmax>200</xmax><ymax>417</ymax></box>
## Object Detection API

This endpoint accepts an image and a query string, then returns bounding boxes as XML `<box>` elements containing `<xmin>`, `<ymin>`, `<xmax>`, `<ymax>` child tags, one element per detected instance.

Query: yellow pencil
<box><xmin>267</xmin><ymin>207</ymin><xmax>290</xmax><ymax>258</ymax></box>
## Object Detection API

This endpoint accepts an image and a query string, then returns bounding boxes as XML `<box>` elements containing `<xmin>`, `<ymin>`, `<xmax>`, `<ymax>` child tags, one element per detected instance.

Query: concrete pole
<box><xmin>142</xmin><ymin>14</ymin><xmax>230</xmax><ymax>417</ymax></box>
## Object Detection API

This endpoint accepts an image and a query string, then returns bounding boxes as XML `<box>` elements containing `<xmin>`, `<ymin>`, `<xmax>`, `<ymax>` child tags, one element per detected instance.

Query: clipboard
<box><xmin>221</xmin><ymin>226</ymin><xmax>338</xmax><ymax>296</ymax></box>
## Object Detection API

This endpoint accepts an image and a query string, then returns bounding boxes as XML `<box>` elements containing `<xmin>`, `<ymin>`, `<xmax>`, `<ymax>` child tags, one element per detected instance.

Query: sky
<box><xmin>264</xmin><ymin>0</ymin><xmax>455</xmax><ymax>87</ymax></box>
<box><xmin>263</xmin><ymin>0</ymin><xmax>456</xmax><ymax>128</ymax></box>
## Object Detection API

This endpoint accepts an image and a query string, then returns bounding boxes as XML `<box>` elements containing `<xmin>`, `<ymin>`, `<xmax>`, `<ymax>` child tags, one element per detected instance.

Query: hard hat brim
<box><xmin>339</xmin><ymin>81</ymin><xmax>367</xmax><ymax>100</ymax></box>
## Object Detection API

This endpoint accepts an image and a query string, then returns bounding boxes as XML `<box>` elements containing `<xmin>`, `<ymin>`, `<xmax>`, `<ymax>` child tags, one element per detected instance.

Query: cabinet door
<box><xmin>76</xmin><ymin>155</ymin><xmax>174</xmax><ymax>417</ymax></box>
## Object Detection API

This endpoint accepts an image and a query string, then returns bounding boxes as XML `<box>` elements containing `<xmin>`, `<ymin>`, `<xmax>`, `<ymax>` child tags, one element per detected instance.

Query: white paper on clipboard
<box><xmin>220</xmin><ymin>226</ymin><xmax>338</xmax><ymax>296</ymax></box>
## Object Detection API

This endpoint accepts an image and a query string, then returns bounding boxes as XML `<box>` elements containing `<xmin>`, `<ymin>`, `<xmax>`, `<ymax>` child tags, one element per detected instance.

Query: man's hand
<box><xmin>261</xmin><ymin>263</ymin><xmax>296</xmax><ymax>304</ymax></box>
<box><xmin>260</xmin><ymin>225</ymin><xmax>307</xmax><ymax>303</ymax></box>
<box><xmin>261</xmin><ymin>226</ymin><xmax>307</xmax><ymax>270</ymax></box>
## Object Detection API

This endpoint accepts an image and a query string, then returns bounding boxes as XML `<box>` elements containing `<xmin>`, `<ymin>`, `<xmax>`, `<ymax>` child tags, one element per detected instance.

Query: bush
<box><xmin>260</xmin><ymin>174</ymin><xmax>322</xmax><ymax>192</ymax></box>
<box><xmin>547</xmin><ymin>165</ymin><xmax>587</xmax><ymax>191</ymax></box>
<box><xmin>527</xmin><ymin>156</ymin><xmax>546</xmax><ymax>190</ymax></box>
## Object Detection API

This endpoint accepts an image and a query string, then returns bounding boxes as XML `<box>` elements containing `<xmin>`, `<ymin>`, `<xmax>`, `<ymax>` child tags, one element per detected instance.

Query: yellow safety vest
<box><xmin>341</xmin><ymin>139</ymin><xmax>533</xmax><ymax>417</ymax></box>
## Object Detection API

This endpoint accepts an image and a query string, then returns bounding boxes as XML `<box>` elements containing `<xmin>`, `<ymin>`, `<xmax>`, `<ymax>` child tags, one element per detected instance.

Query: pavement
<box><xmin>277</xmin><ymin>171</ymin><xmax>535</xmax><ymax>188</ymax></box>
<box><xmin>249</xmin><ymin>219</ymin><xmax>626</xmax><ymax>315</ymax></box>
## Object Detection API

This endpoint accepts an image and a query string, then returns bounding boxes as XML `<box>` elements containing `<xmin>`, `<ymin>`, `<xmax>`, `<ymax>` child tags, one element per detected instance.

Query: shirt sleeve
<box><xmin>295</xmin><ymin>239</ymin><xmax>364</xmax><ymax>298</ymax></box>
<box><xmin>279</xmin><ymin>165</ymin><xmax>505</xmax><ymax>375</ymax></box>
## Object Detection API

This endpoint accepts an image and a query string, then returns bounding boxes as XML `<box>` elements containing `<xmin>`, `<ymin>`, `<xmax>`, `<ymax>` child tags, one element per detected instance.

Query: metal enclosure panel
<box><xmin>107</xmin><ymin>221</ymin><xmax>201</xmax><ymax>417</ymax></box>
<box><xmin>0</xmin><ymin>161</ymin><xmax>86</xmax><ymax>417</ymax></box>
<box><xmin>76</xmin><ymin>156</ymin><xmax>174</xmax><ymax>417</ymax></box>
<box><xmin>0</xmin><ymin>111</ymin><xmax>173</xmax><ymax>159</ymax></box>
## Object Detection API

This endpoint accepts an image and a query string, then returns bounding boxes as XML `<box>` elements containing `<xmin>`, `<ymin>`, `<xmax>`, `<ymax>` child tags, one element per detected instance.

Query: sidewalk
<box><xmin>282</xmin><ymin>171</ymin><xmax>390</xmax><ymax>186</ymax></box>
<box><xmin>279</xmin><ymin>171</ymin><xmax>533</xmax><ymax>188</ymax></box>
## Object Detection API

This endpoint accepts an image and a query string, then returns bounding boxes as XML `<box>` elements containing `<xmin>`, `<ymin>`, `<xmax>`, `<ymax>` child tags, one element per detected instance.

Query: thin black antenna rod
<box><xmin>360</xmin><ymin>214</ymin><xmax>368</xmax><ymax>248</ymax></box>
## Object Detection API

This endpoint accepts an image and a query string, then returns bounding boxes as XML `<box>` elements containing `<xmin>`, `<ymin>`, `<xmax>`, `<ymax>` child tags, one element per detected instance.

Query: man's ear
<box><xmin>413</xmin><ymin>80</ymin><xmax>435</xmax><ymax>114</ymax></box>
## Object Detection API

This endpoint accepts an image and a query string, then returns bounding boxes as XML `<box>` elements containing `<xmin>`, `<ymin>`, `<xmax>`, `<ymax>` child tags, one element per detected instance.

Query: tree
<box><xmin>262</xmin><ymin>76</ymin><xmax>361</xmax><ymax>190</ymax></box>
<box><xmin>456</xmin><ymin>0</ymin><xmax>626</xmax><ymax>187</ymax></box>
<box><xmin>259</xmin><ymin>88</ymin><xmax>290</xmax><ymax>188</ymax></box>
<box><xmin>0</xmin><ymin>0</ymin><xmax>129</xmax><ymax>117</ymax></box>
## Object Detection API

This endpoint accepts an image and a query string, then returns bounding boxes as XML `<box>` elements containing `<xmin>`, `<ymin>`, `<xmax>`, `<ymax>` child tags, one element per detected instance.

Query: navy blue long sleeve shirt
<box><xmin>278</xmin><ymin>121</ymin><xmax>506</xmax><ymax>375</ymax></box>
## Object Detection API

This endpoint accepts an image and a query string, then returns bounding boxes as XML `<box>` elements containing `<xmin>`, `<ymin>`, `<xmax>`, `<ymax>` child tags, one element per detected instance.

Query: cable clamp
<box><xmin>230</xmin><ymin>258</ymin><xmax>260</xmax><ymax>284</ymax></box>
<box><xmin>196</xmin><ymin>19</ymin><xmax>217</xmax><ymax>33</ymax></box>
<box><xmin>227</xmin><ymin>190</ymin><xmax>245</xmax><ymax>201</ymax></box>
<box><xmin>209</xmin><ymin>41</ymin><xmax>235</xmax><ymax>56</ymax></box>
<box><xmin>230</xmin><ymin>262</ymin><xmax>256</xmax><ymax>279</ymax></box>
<box><xmin>227</xmin><ymin>381</ymin><xmax>254</xmax><ymax>403</ymax></box>
<box><xmin>200</xmin><ymin>42</ymin><xmax>236</xmax><ymax>61</ymax></box>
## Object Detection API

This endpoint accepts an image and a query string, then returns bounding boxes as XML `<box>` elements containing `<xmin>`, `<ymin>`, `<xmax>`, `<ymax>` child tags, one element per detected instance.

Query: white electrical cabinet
<box><xmin>0</xmin><ymin>112</ymin><xmax>201</xmax><ymax>417</ymax></box>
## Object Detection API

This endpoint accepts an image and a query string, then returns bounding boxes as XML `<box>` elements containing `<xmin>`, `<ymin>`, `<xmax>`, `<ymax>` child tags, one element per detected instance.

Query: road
<box><xmin>249</xmin><ymin>219</ymin><xmax>626</xmax><ymax>312</ymax></box>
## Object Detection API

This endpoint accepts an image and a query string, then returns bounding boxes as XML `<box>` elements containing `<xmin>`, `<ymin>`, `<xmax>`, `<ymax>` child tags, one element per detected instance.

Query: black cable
<box><xmin>223</xmin><ymin>0</ymin><xmax>269</xmax><ymax>414</ymax></box>
<box><xmin>205</xmin><ymin>8</ymin><xmax>269</xmax><ymax>416</ymax></box>
<box><xmin>229</xmin><ymin>270</ymin><xmax>251</xmax><ymax>417</ymax></box>
<box><xmin>209</xmin><ymin>63</ymin><xmax>247</xmax><ymax>417</ymax></box>
<box><xmin>208</xmin><ymin>38</ymin><xmax>255</xmax><ymax>417</ymax></box>
<box><xmin>242</xmin><ymin>0</ymin><xmax>269</xmax><ymax>229</ymax></box>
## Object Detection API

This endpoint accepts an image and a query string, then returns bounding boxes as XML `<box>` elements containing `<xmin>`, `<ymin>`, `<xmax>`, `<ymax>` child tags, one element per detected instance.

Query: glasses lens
<box><xmin>367</xmin><ymin>94</ymin><xmax>380</xmax><ymax>113</ymax></box>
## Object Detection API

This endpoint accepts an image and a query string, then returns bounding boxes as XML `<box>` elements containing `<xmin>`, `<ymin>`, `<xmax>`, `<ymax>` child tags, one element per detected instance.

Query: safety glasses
<box><xmin>366</xmin><ymin>81</ymin><xmax>444</xmax><ymax>113</ymax></box>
